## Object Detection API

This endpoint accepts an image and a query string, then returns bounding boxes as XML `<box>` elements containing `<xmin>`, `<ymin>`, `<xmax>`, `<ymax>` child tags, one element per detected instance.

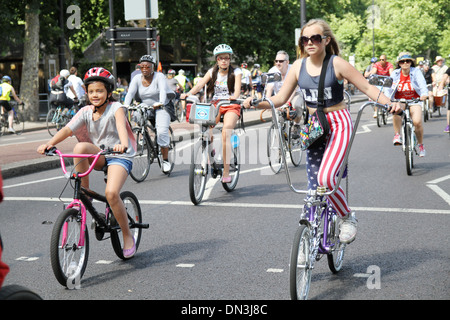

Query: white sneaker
<box><xmin>339</xmin><ymin>212</ymin><xmax>358</xmax><ymax>244</ymax></box>
<box><xmin>162</xmin><ymin>160</ymin><xmax>171</xmax><ymax>173</ymax></box>
<box><xmin>8</xmin><ymin>127</ymin><xmax>15</xmax><ymax>133</ymax></box>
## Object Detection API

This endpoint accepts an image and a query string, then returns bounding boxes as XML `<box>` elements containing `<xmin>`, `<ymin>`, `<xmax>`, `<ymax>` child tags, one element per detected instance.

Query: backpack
<box><xmin>50</xmin><ymin>75</ymin><xmax>66</xmax><ymax>91</ymax></box>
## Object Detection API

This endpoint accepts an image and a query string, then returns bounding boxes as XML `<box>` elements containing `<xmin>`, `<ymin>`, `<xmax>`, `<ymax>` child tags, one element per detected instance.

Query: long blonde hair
<box><xmin>298</xmin><ymin>19</ymin><xmax>340</xmax><ymax>58</ymax></box>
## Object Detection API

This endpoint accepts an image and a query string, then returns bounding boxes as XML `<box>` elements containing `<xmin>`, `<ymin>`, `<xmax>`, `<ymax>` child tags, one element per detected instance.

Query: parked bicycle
<box><xmin>0</xmin><ymin>102</ymin><xmax>24</xmax><ymax>136</ymax></box>
<box><xmin>45</xmin><ymin>147</ymin><xmax>148</xmax><ymax>288</ymax></box>
<box><xmin>252</xmin><ymin>93</ymin><xmax>390</xmax><ymax>300</ymax></box>
<box><xmin>127</xmin><ymin>103</ymin><xmax>176</xmax><ymax>182</ymax></box>
<box><xmin>187</xmin><ymin>97</ymin><xmax>242</xmax><ymax>205</ymax></box>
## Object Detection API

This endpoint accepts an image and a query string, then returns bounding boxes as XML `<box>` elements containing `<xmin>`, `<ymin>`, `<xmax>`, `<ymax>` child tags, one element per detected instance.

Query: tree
<box><xmin>20</xmin><ymin>1</ymin><xmax>40</xmax><ymax>121</ymax></box>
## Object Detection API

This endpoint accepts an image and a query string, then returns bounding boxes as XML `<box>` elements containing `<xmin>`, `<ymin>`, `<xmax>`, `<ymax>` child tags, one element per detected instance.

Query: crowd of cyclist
<box><xmin>0</xmin><ymin>18</ymin><xmax>447</xmax><ymax>259</ymax></box>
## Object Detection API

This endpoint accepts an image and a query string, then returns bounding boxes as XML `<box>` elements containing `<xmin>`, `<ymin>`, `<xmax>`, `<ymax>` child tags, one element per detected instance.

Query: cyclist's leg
<box><xmin>154</xmin><ymin>108</ymin><xmax>171</xmax><ymax>160</ymax></box>
<box><xmin>72</xmin><ymin>142</ymin><xmax>104</xmax><ymax>190</ymax></box>
<box><xmin>0</xmin><ymin>101</ymin><xmax>14</xmax><ymax>129</ymax></box>
<box><xmin>221</xmin><ymin>107</ymin><xmax>239</xmax><ymax>179</ymax></box>
<box><xmin>104</xmin><ymin>164</ymin><xmax>134</xmax><ymax>251</ymax></box>
<box><xmin>317</xmin><ymin>109</ymin><xmax>352</xmax><ymax>217</ymax></box>
<box><xmin>410</xmin><ymin>104</ymin><xmax>424</xmax><ymax>144</ymax></box>
<box><xmin>392</xmin><ymin>114</ymin><xmax>402</xmax><ymax>144</ymax></box>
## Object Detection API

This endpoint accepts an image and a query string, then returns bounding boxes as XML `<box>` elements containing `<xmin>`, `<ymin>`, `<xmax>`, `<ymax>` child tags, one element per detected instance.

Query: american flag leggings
<box><xmin>305</xmin><ymin>108</ymin><xmax>353</xmax><ymax>217</ymax></box>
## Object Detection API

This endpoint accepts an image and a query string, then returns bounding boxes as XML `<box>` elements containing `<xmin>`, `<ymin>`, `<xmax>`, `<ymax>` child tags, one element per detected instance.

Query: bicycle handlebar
<box><xmin>45</xmin><ymin>146</ymin><xmax>125</xmax><ymax>178</ymax></box>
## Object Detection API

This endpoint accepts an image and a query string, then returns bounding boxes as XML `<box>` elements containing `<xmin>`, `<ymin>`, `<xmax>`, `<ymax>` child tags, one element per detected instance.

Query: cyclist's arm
<box><xmin>335</xmin><ymin>56</ymin><xmax>392</xmax><ymax>106</ymax></box>
<box><xmin>10</xmin><ymin>87</ymin><xmax>22</xmax><ymax>104</ymax></box>
<box><xmin>114</xmin><ymin>107</ymin><xmax>129</xmax><ymax>153</ymax></box>
<box><xmin>37</xmin><ymin>126</ymin><xmax>73</xmax><ymax>154</ymax></box>
<box><xmin>182</xmin><ymin>72</ymin><xmax>211</xmax><ymax>98</ymax></box>
<box><xmin>253</xmin><ymin>59</ymin><xmax>301</xmax><ymax>109</ymax></box>
<box><xmin>438</xmin><ymin>73</ymin><xmax>449</xmax><ymax>91</ymax></box>
<box><xmin>69</xmin><ymin>85</ymin><xmax>78</xmax><ymax>99</ymax></box>
<box><xmin>124</xmin><ymin>76</ymin><xmax>138</xmax><ymax>105</ymax></box>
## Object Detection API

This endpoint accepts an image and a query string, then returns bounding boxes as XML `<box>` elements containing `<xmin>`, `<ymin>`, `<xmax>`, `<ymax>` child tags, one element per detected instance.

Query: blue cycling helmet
<box><xmin>213</xmin><ymin>44</ymin><xmax>233</xmax><ymax>58</ymax></box>
<box><xmin>2</xmin><ymin>75</ymin><xmax>11</xmax><ymax>83</ymax></box>
<box><xmin>370</xmin><ymin>57</ymin><xmax>377</xmax><ymax>63</ymax></box>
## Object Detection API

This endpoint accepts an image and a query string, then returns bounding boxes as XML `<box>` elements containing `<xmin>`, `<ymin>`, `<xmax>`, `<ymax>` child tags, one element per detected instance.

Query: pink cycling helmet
<box><xmin>84</xmin><ymin>67</ymin><xmax>115</xmax><ymax>91</ymax></box>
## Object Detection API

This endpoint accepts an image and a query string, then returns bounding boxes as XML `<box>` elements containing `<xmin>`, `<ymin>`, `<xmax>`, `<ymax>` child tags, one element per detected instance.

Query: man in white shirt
<box><xmin>67</xmin><ymin>66</ymin><xmax>86</xmax><ymax>103</ymax></box>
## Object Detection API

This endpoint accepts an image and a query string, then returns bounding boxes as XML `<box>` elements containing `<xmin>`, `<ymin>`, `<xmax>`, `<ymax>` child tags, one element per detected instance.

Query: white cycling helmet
<box><xmin>60</xmin><ymin>69</ymin><xmax>70</xmax><ymax>78</ymax></box>
<box><xmin>213</xmin><ymin>44</ymin><xmax>233</xmax><ymax>58</ymax></box>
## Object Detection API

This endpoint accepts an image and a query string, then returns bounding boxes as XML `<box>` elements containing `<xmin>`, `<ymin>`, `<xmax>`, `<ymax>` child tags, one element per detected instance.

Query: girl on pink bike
<box><xmin>37</xmin><ymin>67</ymin><xmax>137</xmax><ymax>258</ymax></box>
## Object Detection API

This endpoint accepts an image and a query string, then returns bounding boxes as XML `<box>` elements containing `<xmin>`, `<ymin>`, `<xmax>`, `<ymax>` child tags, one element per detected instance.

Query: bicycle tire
<box><xmin>289</xmin><ymin>224</ymin><xmax>312</xmax><ymax>300</ymax></box>
<box><xmin>267</xmin><ymin>123</ymin><xmax>282</xmax><ymax>174</ymax></box>
<box><xmin>50</xmin><ymin>208</ymin><xmax>89</xmax><ymax>288</ymax></box>
<box><xmin>13</xmin><ymin>111</ymin><xmax>24</xmax><ymax>135</ymax></box>
<box><xmin>326</xmin><ymin>211</ymin><xmax>346</xmax><ymax>273</ymax></box>
<box><xmin>175</xmin><ymin>100</ymin><xmax>184</xmax><ymax>122</ymax></box>
<box><xmin>376</xmin><ymin>107</ymin><xmax>382</xmax><ymax>127</ymax></box>
<box><xmin>222</xmin><ymin>143</ymin><xmax>240</xmax><ymax>192</ymax></box>
<box><xmin>110</xmin><ymin>191</ymin><xmax>143</xmax><ymax>260</ymax></box>
<box><xmin>0</xmin><ymin>285</ymin><xmax>42</xmax><ymax>300</ymax></box>
<box><xmin>423</xmin><ymin>101</ymin><xmax>428</xmax><ymax>122</ymax></box>
<box><xmin>404</xmin><ymin>123</ymin><xmax>413</xmax><ymax>176</ymax></box>
<box><xmin>189</xmin><ymin>140</ymin><xmax>208</xmax><ymax>205</ymax></box>
<box><xmin>130</xmin><ymin>127</ymin><xmax>151</xmax><ymax>182</ymax></box>
<box><xmin>46</xmin><ymin>108</ymin><xmax>57</xmax><ymax>136</ymax></box>
<box><xmin>288</xmin><ymin>123</ymin><xmax>302</xmax><ymax>167</ymax></box>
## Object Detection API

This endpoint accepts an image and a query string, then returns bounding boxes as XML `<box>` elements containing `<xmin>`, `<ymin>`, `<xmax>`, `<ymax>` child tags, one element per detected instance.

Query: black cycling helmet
<box><xmin>139</xmin><ymin>55</ymin><xmax>156</xmax><ymax>65</ymax></box>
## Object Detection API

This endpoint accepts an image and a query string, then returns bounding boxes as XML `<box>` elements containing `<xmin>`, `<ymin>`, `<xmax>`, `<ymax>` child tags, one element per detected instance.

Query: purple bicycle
<box><xmin>45</xmin><ymin>147</ymin><xmax>148</xmax><ymax>288</ymax></box>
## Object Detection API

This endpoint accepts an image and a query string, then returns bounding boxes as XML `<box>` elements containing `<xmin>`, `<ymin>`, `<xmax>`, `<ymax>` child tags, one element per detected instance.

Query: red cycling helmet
<box><xmin>84</xmin><ymin>67</ymin><xmax>115</xmax><ymax>91</ymax></box>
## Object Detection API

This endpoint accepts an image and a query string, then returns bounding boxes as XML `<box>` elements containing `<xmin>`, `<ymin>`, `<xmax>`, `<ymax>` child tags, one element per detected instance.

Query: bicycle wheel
<box><xmin>50</xmin><ymin>208</ymin><xmax>89</xmax><ymax>288</ymax></box>
<box><xmin>12</xmin><ymin>111</ymin><xmax>24</xmax><ymax>135</ymax></box>
<box><xmin>267</xmin><ymin>124</ymin><xmax>283</xmax><ymax>174</ymax></box>
<box><xmin>161</xmin><ymin>126</ymin><xmax>176</xmax><ymax>175</ymax></box>
<box><xmin>289</xmin><ymin>224</ymin><xmax>312</xmax><ymax>300</ymax></box>
<box><xmin>288</xmin><ymin>123</ymin><xmax>302</xmax><ymax>166</ymax></box>
<box><xmin>110</xmin><ymin>191</ymin><xmax>143</xmax><ymax>260</ymax></box>
<box><xmin>376</xmin><ymin>107</ymin><xmax>382</xmax><ymax>127</ymax></box>
<box><xmin>0</xmin><ymin>285</ymin><xmax>42</xmax><ymax>300</ymax></box>
<box><xmin>189</xmin><ymin>140</ymin><xmax>208</xmax><ymax>205</ymax></box>
<box><xmin>46</xmin><ymin>107</ymin><xmax>57</xmax><ymax>136</ymax></box>
<box><xmin>404</xmin><ymin>123</ymin><xmax>413</xmax><ymax>176</ymax></box>
<box><xmin>222</xmin><ymin>142</ymin><xmax>240</xmax><ymax>192</ymax></box>
<box><xmin>175</xmin><ymin>100</ymin><xmax>184</xmax><ymax>122</ymax></box>
<box><xmin>130</xmin><ymin>127</ymin><xmax>151</xmax><ymax>182</ymax></box>
<box><xmin>326</xmin><ymin>211</ymin><xmax>346</xmax><ymax>273</ymax></box>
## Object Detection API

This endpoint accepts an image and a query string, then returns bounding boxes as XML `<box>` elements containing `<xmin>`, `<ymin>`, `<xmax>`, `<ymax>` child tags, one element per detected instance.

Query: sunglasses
<box><xmin>274</xmin><ymin>60</ymin><xmax>286</xmax><ymax>63</ymax></box>
<box><xmin>399</xmin><ymin>60</ymin><xmax>412</xmax><ymax>64</ymax></box>
<box><xmin>380</xmin><ymin>59</ymin><xmax>386</xmax><ymax>61</ymax></box>
<box><xmin>300</xmin><ymin>34</ymin><xmax>327</xmax><ymax>46</ymax></box>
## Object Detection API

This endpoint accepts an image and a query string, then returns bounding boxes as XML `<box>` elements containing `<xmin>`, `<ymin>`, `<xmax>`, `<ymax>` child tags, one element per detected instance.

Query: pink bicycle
<box><xmin>45</xmin><ymin>147</ymin><xmax>148</xmax><ymax>288</ymax></box>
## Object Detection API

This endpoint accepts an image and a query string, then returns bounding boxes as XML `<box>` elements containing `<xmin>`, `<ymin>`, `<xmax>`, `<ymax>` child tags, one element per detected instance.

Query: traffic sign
<box><xmin>105</xmin><ymin>27</ymin><xmax>157</xmax><ymax>42</ymax></box>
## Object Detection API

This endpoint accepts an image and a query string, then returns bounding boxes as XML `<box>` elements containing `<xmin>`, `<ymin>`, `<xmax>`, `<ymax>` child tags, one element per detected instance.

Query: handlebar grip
<box><xmin>45</xmin><ymin>146</ymin><xmax>58</xmax><ymax>156</ymax></box>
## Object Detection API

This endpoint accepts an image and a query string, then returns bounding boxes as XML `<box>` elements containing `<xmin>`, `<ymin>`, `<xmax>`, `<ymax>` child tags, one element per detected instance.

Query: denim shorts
<box><xmin>106</xmin><ymin>157</ymin><xmax>133</xmax><ymax>174</ymax></box>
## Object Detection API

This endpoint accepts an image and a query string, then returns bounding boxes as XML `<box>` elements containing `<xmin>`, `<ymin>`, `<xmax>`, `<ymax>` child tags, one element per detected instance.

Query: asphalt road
<box><xmin>1</xmin><ymin>101</ymin><xmax>449</xmax><ymax>305</ymax></box>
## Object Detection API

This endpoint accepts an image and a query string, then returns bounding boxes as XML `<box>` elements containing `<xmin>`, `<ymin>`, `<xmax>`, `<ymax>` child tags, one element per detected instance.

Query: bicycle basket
<box><xmin>188</xmin><ymin>102</ymin><xmax>218</xmax><ymax>125</ymax></box>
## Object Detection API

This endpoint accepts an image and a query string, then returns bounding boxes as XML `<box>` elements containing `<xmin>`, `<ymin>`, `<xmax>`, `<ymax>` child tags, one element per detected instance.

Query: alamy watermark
<box><xmin>354</xmin><ymin>265</ymin><xmax>381</xmax><ymax>290</ymax></box>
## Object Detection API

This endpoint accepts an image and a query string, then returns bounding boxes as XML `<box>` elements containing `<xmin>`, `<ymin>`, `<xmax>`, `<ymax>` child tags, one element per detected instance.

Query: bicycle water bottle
<box><xmin>231</xmin><ymin>133</ymin><xmax>240</xmax><ymax>148</ymax></box>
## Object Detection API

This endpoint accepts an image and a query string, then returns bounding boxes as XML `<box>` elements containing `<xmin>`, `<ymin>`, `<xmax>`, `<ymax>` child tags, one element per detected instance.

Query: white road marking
<box><xmin>176</xmin><ymin>263</ymin><xmax>195</xmax><ymax>268</ymax></box>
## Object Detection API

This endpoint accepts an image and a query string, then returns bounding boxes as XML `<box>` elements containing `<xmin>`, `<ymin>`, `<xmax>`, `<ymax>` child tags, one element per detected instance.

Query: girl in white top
<box><xmin>181</xmin><ymin>44</ymin><xmax>242</xmax><ymax>183</ymax></box>
<box><xmin>37</xmin><ymin>67</ymin><xmax>138</xmax><ymax>258</ymax></box>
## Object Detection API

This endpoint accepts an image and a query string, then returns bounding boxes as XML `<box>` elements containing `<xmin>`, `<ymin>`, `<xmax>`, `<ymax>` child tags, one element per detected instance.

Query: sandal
<box><xmin>221</xmin><ymin>176</ymin><xmax>232</xmax><ymax>183</ymax></box>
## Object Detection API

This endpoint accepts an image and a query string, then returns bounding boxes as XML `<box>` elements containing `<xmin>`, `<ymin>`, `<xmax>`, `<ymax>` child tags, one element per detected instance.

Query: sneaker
<box><xmin>291</xmin><ymin>124</ymin><xmax>301</xmax><ymax>139</ymax></box>
<box><xmin>393</xmin><ymin>133</ymin><xmax>402</xmax><ymax>146</ymax></box>
<box><xmin>373</xmin><ymin>111</ymin><xmax>377</xmax><ymax>118</ymax></box>
<box><xmin>162</xmin><ymin>160</ymin><xmax>171</xmax><ymax>173</ymax></box>
<box><xmin>418</xmin><ymin>144</ymin><xmax>426</xmax><ymax>157</ymax></box>
<box><xmin>339</xmin><ymin>212</ymin><xmax>358</xmax><ymax>244</ymax></box>
<box><xmin>8</xmin><ymin>127</ymin><xmax>15</xmax><ymax>133</ymax></box>
<box><xmin>444</xmin><ymin>125</ymin><xmax>449</xmax><ymax>133</ymax></box>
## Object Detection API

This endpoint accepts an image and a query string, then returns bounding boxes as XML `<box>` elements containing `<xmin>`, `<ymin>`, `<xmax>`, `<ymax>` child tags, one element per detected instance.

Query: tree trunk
<box><xmin>20</xmin><ymin>1</ymin><xmax>40</xmax><ymax>121</ymax></box>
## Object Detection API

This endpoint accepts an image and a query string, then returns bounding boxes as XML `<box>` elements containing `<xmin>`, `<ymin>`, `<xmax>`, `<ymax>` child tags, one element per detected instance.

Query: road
<box><xmin>1</xmin><ymin>100</ymin><xmax>449</xmax><ymax>304</ymax></box>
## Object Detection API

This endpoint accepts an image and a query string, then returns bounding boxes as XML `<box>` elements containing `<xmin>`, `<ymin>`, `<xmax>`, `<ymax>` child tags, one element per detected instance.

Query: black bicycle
<box><xmin>127</xmin><ymin>103</ymin><xmax>176</xmax><ymax>182</ymax></box>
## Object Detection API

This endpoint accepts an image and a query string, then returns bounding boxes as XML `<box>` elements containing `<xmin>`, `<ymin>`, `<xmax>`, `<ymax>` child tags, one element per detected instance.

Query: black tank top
<box><xmin>298</xmin><ymin>55</ymin><xmax>344</xmax><ymax>108</ymax></box>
